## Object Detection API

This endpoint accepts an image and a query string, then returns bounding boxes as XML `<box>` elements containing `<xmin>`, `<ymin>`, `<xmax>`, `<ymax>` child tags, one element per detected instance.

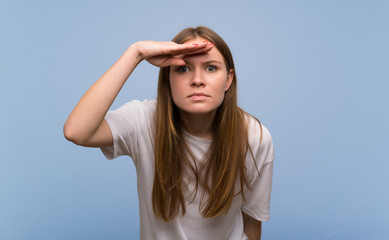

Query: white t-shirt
<box><xmin>101</xmin><ymin>99</ymin><xmax>275</xmax><ymax>240</ymax></box>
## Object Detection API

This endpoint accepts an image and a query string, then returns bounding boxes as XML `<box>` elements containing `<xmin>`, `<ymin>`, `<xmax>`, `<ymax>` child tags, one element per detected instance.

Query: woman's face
<box><xmin>169</xmin><ymin>37</ymin><xmax>234</xmax><ymax>116</ymax></box>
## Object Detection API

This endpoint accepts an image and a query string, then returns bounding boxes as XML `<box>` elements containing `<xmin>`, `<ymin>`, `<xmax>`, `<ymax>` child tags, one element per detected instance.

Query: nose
<box><xmin>190</xmin><ymin>69</ymin><xmax>205</xmax><ymax>87</ymax></box>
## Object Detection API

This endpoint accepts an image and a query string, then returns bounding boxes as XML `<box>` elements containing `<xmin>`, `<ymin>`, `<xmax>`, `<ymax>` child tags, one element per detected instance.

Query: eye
<box><xmin>206</xmin><ymin>65</ymin><xmax>217</xmax><ymax>72</ymax></box>
<box><xmin>176</xmin><ymin>66</ymin><xmax>189</xmax><ymax>72</ymax></box>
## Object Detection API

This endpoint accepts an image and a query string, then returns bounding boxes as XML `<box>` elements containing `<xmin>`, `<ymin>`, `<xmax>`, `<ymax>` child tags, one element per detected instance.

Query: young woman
<box><xmin>64</xmin><ymin>26</ymin><xmax>275</xmax><ymax>240</ymax></box>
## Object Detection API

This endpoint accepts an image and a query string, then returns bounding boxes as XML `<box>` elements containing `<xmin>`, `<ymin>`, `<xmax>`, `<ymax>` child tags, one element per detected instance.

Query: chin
<box><xmin>176</xmin><ymin>105</ymin><xmax>219</xmax><ymax>116</ymax></box>
<box><xmin>173</xmin><ymin>98</ymin><xmax>224</xmax><ymax>116</ymax></box>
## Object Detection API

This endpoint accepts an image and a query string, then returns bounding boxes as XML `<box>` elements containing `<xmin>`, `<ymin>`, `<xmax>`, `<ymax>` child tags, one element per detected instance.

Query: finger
<box><xmin>163</xmin><ymin>43</ymin><xmax>198</xmax><ymax>54</ymax></box>
<box><xmin>181</xmin><ymin>44</ymin><xmax>214</xmax><ymax>56</ymax></box>
<box><xmin>168</xmin><ymin>41</ymin><xmax>209</xmax><ymax>54</ymax></box>
<box><xmin>168</xmin><ymin>46</ymin><xmax>213</xmax><ymax>59</ymax></box>
<box><xmin>160</xmin><ymin>57</ymin><xmax>186</xmax><ymax>67</ymax></box>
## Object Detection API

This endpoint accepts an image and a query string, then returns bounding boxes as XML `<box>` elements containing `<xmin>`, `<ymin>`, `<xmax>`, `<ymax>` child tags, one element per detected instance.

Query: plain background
<box><xmin>1</xmin><ymin>0</ymin><xmax>388</xmax><ymax>239</ymax></box>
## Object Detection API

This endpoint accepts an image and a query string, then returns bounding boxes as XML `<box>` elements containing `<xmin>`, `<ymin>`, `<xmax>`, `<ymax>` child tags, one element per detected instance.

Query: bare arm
<box><xmin>63</xmin><ymin>41</ymin><xmax>212</xmax><ymax>147</ymax></box>
<box><xmin>243</xmin><ymin>212</ymin><xmax>262</xmax><ymax>240</ymax></box>
<box><xmin>63</xmin><ymin>44</ymin><xmax>141</xmax><ymax>147</ymax></box>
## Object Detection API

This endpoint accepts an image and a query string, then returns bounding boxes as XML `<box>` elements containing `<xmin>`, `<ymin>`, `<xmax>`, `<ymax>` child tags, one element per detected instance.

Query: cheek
<box><xmin>169</xmin><ymin>77</ymin><xmax>179</xmax><ymax>94</ymax></box>
<box><xmin>169</xmin><ymin>77</ymin><xmax>185</xmax><ymax>104</ymax></box>
<box><xmin>212</xmin><ymin>79</ymin><xmax>228</xmax><ymax>103</ymax></box>
<box><xmin>216</xmin><ymin>89</ymin><xmax>226</xmax><ymax>103</ymax></box>
<box><xmin>213</xmin><ymin>75</ymin><xmax>229</xmax><ymax>93</ymax></box>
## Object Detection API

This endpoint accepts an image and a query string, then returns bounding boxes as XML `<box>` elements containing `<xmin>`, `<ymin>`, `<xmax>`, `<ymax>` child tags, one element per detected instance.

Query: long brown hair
<box><xmin>152</xmin><ymin>26</ymin><xmax>261</xmax><ymax>221</ymax></box>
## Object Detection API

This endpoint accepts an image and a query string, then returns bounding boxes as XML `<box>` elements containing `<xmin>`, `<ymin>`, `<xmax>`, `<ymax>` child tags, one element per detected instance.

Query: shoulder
<box><xmin>245</xmin><ymin>113</ymin><xmax>275</xmax><ymax>164</ymax></box>
<box><xmin>245</xmin><ymin>114</ymin><xmax>273</xmax><ymax>146</ymax></box>
<box><xmin>112</xmin><ymin>99</ymin><xmax>156</xmax><ymax>117</ymax></box>
<box><xmin>105</xmin><ymin>99</ymin><xmax>156</xmax><ymax>130</ymax></box>
<box><xmin>120</xmin><ymin>99</ymin><xmax>156</xmax><ymax>111</ymax></box>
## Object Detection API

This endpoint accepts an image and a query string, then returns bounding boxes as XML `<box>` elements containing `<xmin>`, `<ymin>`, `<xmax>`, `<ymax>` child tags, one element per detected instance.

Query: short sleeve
<box><xmin>100</xmin><ymin>99</ymin><xmax>155</xmax><ymax>161</ymax></box>
<box><xmin>241</xmin><ymin>121</ymin><xmax>275</xmax><ymax>222</ymax></box>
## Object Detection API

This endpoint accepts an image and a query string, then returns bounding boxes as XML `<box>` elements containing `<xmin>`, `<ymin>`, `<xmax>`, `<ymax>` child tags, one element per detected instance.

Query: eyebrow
<box><xmin>183</xmin><ymin>60</ymin><xmax>224</xmax><ymax>65</ymax></box>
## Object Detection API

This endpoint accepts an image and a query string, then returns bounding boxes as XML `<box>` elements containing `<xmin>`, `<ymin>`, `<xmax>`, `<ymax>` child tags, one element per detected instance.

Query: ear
<box><xmin>225</xmin><ymin>69</ymin><xmax>234</xmax><ymax>91</ymax></box>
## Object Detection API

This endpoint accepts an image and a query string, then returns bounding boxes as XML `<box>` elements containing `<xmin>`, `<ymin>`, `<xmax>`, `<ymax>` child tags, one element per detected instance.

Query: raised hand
<box><xmin>134</xmin><ymin>40</ymin><xmax>213</xmax><ymax>67</ymax></box>
<box><xmin>64</xmin><ymin>39</ymin><xmax>213</xmax><ymax>147</ymax></box>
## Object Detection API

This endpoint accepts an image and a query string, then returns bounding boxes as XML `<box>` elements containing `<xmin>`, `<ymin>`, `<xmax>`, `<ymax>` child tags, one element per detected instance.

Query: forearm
<box><xmin>64</xmin><ymin>44</ymin><xmax>142</xmax><ymax>144</ymax></box>
<box><xmin>64</xmin><ymin>40</ymin><xmax>211</xmax><ymax>145</ymax></box>
<box><xmin>244</xmin><ymin>223</ymin><xmax>261</xmax><ymax>240</ymax></box>
<box><xmin>243</xmin><ymin>212</ymin><xmax>262</xmax><ymax>240</ymax></box>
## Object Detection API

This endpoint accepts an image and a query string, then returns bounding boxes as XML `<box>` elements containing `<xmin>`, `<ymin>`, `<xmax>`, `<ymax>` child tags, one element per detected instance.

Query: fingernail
<box><xmin>202</xmin><ymin>41</ymin><xmax>208</xmax><ymax>43</ymax></box>
<box><xmin>209</xmin><ymin>44</ymin><xmax>214</xmax><ymax>46</ymax></box>
<box><xmin>192</xmin><ymin>43</ymin><xmax>198</xmax><ymax>46</ymax></box>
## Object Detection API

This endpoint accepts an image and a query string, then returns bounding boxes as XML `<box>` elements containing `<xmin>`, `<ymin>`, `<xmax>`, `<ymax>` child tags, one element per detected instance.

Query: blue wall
<box><xmin>1</xmin><ymin>0</ymin><xmax>388</xmax><ymax>239</ymax></box>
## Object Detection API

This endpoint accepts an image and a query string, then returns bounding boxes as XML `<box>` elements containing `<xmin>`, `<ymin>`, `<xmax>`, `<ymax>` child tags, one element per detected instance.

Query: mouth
<box><xmin>188</xmin><ymin>92</ymin><xmax>210</xmax><ymax>100</ymax></box>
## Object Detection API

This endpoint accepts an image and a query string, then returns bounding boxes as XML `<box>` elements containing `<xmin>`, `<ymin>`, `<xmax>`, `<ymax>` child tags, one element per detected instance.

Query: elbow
<box><xmin>63</xmin><ymin>123</ymin><xmax>87</xmax><ymax>146</ymax></box>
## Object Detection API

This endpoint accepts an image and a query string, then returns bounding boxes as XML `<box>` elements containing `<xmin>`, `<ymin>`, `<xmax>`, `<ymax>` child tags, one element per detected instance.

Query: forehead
<box><xmin>183</xmin><ymin>37</ymin><xmax>225</xmax><ymax>63</ymax></box>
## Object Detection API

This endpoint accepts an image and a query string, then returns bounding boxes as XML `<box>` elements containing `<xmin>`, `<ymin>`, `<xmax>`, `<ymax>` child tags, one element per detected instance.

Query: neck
<box><xmin>178</xmin><ymin>110</ymin><xmax>216</xmax><ymax>140</ymax></box>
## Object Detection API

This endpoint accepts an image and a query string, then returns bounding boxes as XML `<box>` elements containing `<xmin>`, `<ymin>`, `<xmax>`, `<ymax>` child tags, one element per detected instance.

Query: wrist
<box><xmin>127</xmin><ymin>42</ymin><xmax>144</xmax><ymax>65</ymax></box>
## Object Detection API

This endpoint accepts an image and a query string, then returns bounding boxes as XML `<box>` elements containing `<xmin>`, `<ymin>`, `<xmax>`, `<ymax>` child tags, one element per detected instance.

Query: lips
<box><xmin>188</xmin><ymin>92</ymin><xmax>210</xmax><ymax>100</ymax></box>
<box><xmin>188</xmin><ymin>92</ymin><xmax>210</xmax><ymax>98</ymax></box>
